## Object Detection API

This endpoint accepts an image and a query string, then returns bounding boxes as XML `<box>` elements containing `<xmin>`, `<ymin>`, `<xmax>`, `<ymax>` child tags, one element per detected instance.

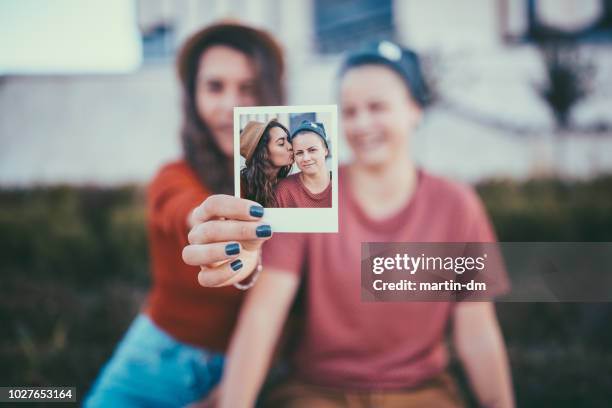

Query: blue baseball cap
<box><xmin>340</xmin><ymin>40</ymin><xmax>430</xmax><ymax>108</ymax></box>
<box><xmin>289</xmin><ymin>120</ymin><xmax>329</xmax><ymax>149</ymax></box>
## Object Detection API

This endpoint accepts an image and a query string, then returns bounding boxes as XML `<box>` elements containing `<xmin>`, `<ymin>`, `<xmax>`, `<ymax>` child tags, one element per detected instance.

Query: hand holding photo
<box><xmin>234</xmin><ymin>105</ymin><xmax>338</xmax><ymax>232</ymax></box>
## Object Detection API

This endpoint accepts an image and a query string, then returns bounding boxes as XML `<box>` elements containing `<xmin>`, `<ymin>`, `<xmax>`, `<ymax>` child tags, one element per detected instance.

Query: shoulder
<box><xmin>154</xmin><ymin>159</ymin><xmax>196</xmax><ymax>178</ymax></box>
<box><xmin>420</xmin><ymin>170</ymin><xmax>480</xmax><ymax>208</ymax></box>
<box><xmin>275</xmin><ymin>173</ymin><xmax>302</xmax><ymax>207</ymax></box>
<box><xmin>420</xmin><ymin>170</ymin><xmax>485</xmax><ymax>217</ymax></box>
<box><xmin>148</xmin><ymin>160</ymin><xmax>203</xmax><ymax>197</ymax></box>
<box><xmin>150</xmin><ymin>160</ymin><xmax>197</xmax><ymax>186</ymax></box>
<box><xmin>276</xmin><ymin>173</ymin><xmax>301</xmax><ymax>191</ymax></box>
<box><xmin>420</xmin><ymin>170</ymin><xmax>496</xmax><ymax>240</ymax></box>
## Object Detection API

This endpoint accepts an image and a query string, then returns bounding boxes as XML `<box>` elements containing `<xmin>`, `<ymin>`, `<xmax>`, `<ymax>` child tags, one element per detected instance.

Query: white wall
<box><xmin>1</xmin><ymin>0</ymin><xmax>611</xmax><ymax>186</ymax></box>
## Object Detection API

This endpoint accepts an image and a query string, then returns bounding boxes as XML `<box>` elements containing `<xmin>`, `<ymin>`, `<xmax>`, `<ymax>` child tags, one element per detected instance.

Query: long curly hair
<box><xmin>177</xmin><ymin>23</ymin><xmax>285</xmax><ymax>194</ymax></box>
<box><xmin>240</xmin><ymin>121</ymin><xmax>292</xmax><ymax>207</ymax></box>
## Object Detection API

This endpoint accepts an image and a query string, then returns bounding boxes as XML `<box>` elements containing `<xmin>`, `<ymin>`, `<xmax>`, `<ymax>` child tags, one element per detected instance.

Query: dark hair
<box><xmin>177</xmin><ymin>23</ymin><xmax>285</xmax><ymax>194</ymax></box>
<box><xmin>240</xmin><ymin>121</ymin><xmax>292</xmax><ymax>207</ymax></box>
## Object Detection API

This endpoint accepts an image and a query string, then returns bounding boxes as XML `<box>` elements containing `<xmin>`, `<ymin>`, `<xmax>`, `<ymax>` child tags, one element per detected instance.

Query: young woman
<box><xmin>84</xmin><ymin>23</ymin><xmax>284</xmax><ymax>407</ymax></box>
<box><xmin>240</xmin><ymin>119</ymin><xmax>294</xmax><ymax>207</ymax></box>
<box><xmin>186</xmin><ymin>41</ymin><xmax>514</xmax><ymax>407</ymax></box>
<box><xmin>274</xmin><ymin>120</ymin><xmax>332</xmax><ymax>208</ymax></box>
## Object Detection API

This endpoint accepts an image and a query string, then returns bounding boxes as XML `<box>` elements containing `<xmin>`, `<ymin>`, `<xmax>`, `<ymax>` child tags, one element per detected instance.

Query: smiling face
<box><xmin>266</xmin><ymin>125</ymin><xmax>293</xmax><ymax>167</ymax></box>
<box><xmin>340</xmin><ymin>64</ymin><xmax>422</xmax><ymax>168</ymax></box>
<box><xmin>195</xmin><ymin>45</ymin><xmax>258</xmax><ymax>157</ymax></box>
<box><xmin>292</xmin><ymin>131</ymin><xmax>328</xmax><ymax>176</ymax></box>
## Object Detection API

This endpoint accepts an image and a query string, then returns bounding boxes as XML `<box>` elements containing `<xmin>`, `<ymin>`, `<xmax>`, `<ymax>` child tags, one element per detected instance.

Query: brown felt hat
<box><xmin>240</xmin><ymin>119</ymin><xmax>276</xmax><ymax>164</ymax></box>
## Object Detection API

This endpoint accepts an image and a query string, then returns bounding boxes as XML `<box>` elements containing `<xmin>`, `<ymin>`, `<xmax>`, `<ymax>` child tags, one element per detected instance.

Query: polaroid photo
<box><xmin>234</xmin><ymin>105</ymin><xmax>338</xmax><ymax>233</ymax></box>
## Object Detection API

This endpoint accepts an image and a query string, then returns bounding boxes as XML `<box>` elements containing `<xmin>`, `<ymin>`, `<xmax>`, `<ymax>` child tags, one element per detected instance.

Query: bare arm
<box><xmin>218</xmin><ymin>268</ymin><xmax>300</xmax><ymax>408</ymax></box>
<box><xmin>453</xmin><ymin>302</ymin><xmax>515</xmax><ymax>408</ymax></box>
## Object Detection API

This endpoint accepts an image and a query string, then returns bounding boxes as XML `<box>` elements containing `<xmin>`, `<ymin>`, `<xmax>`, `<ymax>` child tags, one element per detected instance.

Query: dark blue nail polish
<box><xmin>230</xmin><ymin>259</ymin><xmax>243</xmax><ymax>271</ymax></box>
<box><xmin>225</xmin><ymin>243</ymin><xmax>240</xmax><ymax>256</ymax></box>
<box><xmin>256</xmin><ymin>224</ymin><xmax>272</xmax><ymax>238</ymax></box>
<box><xmin>250</xmin><ymin>205</ymin><xmax>264</xmax><ymax>218</ymax></box>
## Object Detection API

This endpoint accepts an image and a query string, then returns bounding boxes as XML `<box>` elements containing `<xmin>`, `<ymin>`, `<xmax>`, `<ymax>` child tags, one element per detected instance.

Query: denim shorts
<box><xmin>84</xmin><ymin>313</ymin><xmax>225</xmax><ymax>408</ymax></box>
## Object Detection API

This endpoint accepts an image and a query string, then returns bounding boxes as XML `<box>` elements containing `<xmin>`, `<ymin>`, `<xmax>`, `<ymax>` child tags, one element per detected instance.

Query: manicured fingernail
<box><xmin>256</xmin><ymin>224</ymin><xmax>272</xmax><ymax>238</ymax></box>
<box><xmin>250</xmin><ymin>205</ymin><xmax>264</xmax><ymax>218</ymax></box>
<box><xmin>225</xmin><ymin>243</ymin><xmax>240</xmax><ymax>256</ymax></box>
<box><xmin>230</xmin><ymin>259</ymin><xmax>243</xmax><ymax>271</ymax></box>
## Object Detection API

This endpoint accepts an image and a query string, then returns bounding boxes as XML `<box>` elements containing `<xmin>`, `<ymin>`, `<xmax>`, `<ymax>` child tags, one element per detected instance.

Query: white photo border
<box><xmin>234</xmin><ymin>105</ymin><xmax>339</xmax><ymax>233</ymax></box>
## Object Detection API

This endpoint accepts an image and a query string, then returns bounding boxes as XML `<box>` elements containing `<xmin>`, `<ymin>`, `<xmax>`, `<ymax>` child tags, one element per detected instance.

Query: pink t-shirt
<box><xmin>263</xmin><ymin>166</ymin><xmax>508</xmax><ymax>390</ymax></box>
<box><xmin>275</xmin><ymin>173</ymin><xmax>331</xmax><ymax>208</ymax></box>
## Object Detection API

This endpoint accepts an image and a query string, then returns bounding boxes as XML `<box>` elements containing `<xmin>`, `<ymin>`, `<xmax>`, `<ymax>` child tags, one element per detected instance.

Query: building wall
<box><xmin>1</xmin><ymin>0</ymin><xmax>611</xmax><ymax>186</ymax></box>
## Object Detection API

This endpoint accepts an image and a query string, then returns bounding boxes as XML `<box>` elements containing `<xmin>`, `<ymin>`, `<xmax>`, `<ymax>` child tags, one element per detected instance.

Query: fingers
<box><xmin>197</xmin><ymin>258</ymin><xmax>253</xmax><ymax>287</ymax></box>
<box><xmin>182</xmin><ymin>241</ymin><xmax>241</xmax><ymax>266</ymax></box>
<box><xmin>192</xmin><ymin>194</ymin><xmax>265</xmax><ymax>223</ymax></box>
<box><xmin>185</xmin><ymin>195</ymin><xmax>270</xmax><ymax>288</ymax></box>
<box><xmin>187</xmin><ymin>220</ymin><xmax>272</xmax><ymax>245</ymax></box>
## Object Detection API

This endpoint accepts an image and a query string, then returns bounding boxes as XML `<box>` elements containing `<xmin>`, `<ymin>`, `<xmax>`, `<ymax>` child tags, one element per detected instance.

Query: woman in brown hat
<box><xmin>85</xmin><ymin>22</ymin><xmax>284</xmax><ymax>407</ymax></box>
<box><xmin>240</xmin><ymin>119</ymin><xmax>294</xmax><ymax>207</ymax></box>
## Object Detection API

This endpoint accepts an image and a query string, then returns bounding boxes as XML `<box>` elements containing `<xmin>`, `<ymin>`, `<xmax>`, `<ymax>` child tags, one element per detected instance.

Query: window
<box><xmin>314</xmin><ymin>0</ymin><xmax>394</xmax><ymax>54</ymax></box>
<box><xmin>137</xmin><ymin>0</ymin><xmax>176</xmax><ymax>63</ymax></box>
<box><xmin>500</xmin><ymin>0</ymin><xmax>612</xmax><ymax>43</ymax></box>
<box><xmin>290</xmin><ymin>113</ymin><xmax>316</xmax><ymax>130</ymax></box>
<box><xmin>141</xmin><ymin>22</ymin><xmax>175</xmax><ymax>62</ymax></box>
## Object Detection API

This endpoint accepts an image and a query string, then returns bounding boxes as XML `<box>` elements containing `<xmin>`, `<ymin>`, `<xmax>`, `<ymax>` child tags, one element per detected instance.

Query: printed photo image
<box><xmin>234</xmin><ymin>105</ymin><xmax>338</xmax><ymax>232</ymax></box>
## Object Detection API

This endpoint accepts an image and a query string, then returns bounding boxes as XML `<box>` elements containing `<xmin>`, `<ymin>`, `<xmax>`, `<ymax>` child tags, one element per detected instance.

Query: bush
<box><xmin>0</xmin><ymin>186</ymin><xmax>149</xmax><ymax>285</ymax></box>
<box><xmin>476</xmin><ymin>176</ymin><xmax>612</xmax><ymax>241</ymax></box>
<box><xmin>1</xmin><ymin>176</ymin><xmax>611</xmax><ymax>406</ymax></box>
<box><xmin>0</xmin><ymin>186</ymin><xmax>149</xmax><ymax>405</ymax></box>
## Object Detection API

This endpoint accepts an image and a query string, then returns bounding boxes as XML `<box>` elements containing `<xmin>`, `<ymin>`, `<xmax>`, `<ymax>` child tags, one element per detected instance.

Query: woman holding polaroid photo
<box><xmin>240</xmin><ymin>119</ymin><xmax>294</xmax><ymax>207</ymax></box>
<box><xmin>200</xmin><ymin>41</ymin><xmax>514</xmax><ymax>407</ymax></box>
<box><xmin>85</xmin><ymin>23</ymin><xmax>284</xmax><ymax>407</ymax></box>
<box><xmin>274</xmin><ymin>120</ymin><xmax>332</xmax><ymax>208</ymax></box>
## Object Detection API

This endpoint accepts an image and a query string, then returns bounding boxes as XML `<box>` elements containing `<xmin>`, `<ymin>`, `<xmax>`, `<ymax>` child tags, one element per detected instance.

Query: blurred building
<box><xmin>1</xmin><ymin>0</ymin><xmax>611</xmax><ymax>185</ymax></box>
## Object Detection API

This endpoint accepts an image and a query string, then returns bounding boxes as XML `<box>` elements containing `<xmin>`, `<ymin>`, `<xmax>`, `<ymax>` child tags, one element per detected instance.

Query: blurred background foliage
<box><xmin>1</xmin><ymin>177</ymin><xmax>612</xmax><ymax>406</ymax></box>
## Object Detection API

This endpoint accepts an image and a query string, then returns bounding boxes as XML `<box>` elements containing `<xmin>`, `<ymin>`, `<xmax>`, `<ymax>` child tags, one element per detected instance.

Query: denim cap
<box><xmin>340</xmin><ymin>40</ymin><xmax>430</xmax><ymax>108</ymax></box>
<box><xmin>289</xmin><ymin>120</ymin><xmax>329</xmax><ymax>149</ymax></box>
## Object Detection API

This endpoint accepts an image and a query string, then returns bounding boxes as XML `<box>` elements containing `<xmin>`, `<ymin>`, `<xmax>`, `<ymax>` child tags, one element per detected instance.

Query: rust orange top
<box><xmin>144</xmin><ymin>160</ymin><xmax>244</xmax><ymax>351</ymax></box>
